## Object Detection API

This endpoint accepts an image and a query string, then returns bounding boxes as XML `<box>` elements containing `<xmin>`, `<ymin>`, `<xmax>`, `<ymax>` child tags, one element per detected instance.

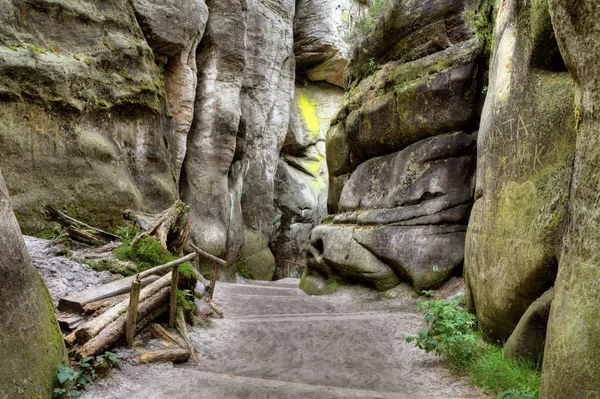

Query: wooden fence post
<box><xmin>169</xmin><ymin>265</ymin><xmax>179</xmax><ymax>328</ymax></box>
<box><xmin>125</xmin><ymin>277</ymin><xmax>141</xmax><ymax>347</ymax></box>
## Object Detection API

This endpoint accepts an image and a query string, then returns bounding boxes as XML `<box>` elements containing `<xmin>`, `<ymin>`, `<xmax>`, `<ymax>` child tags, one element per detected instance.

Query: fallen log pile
<box><xmin>50</xmin><ymin>203</ymin><xmax>227</xmax><ymax>365</ymax></box>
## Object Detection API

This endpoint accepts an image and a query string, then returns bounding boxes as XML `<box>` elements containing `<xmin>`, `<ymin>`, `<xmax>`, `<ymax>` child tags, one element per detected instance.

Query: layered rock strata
<box><xmin>305</xmin><ymin>0</ymin><xmax>484</xmax><ymax>292</ymax></box>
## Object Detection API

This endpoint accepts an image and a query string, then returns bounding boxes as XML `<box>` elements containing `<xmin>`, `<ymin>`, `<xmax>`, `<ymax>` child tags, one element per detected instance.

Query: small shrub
<box><xmin>407</xmin><ymin>294</ymin><xmax>542</xmax><ymax>397</ymax></box>
<box><xmin>406</xmin><ymin>295</ymin><xmax>478</xmax><ymax>370</ymax></box>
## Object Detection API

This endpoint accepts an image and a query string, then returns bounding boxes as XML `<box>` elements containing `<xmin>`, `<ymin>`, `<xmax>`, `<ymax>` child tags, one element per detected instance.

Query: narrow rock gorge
<box><xmin>1</xmin><ymin>0</ymin><xmax>600</xmax><ymax>397</ymax></box>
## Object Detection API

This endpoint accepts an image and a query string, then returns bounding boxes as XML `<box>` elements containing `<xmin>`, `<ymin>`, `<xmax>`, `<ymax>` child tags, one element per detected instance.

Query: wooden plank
<box><xmin>57</xmin><ymin>314</ymin><xmax>86</xmax><ymax>331</ymax></box>
<box><xmin>125</xmin><ymin>279</ymin><xmax>141</xmax><ymax>347</ymax></box>
<box><xmin>58</xmin><ymin>274</ymin><xmax>160</xmax><ymax>314</ymax></box>
<box><xmin>168</xmin><ymin>265</ymin><xmax>179</xmax><ymax>328</ymax></box>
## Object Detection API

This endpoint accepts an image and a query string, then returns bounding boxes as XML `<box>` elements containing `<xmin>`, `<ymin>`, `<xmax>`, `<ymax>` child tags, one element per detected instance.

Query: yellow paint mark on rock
<box><xmin>298</xmin><ymin>93</ymin><xmax>320</xmax><ymax>138</ymax></box>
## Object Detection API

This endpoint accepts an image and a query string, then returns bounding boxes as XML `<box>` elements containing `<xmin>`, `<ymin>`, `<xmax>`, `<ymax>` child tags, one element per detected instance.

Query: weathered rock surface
<box><xmin>271</xmin><ymin>81</ymin><xmax>342</xmax><ymax>279</ymax></box>
<box><xmin>0</xmin><ymin>169</ymin><xmax>66</xmax><ymax>398</ymax></box>
<box><xmin>235</xmin><ymin>0</ymin><xmax>296</xmax><ymax>281</ymax></box>
<box><xmin>0</xmin><ymin>0</ymin><xmax>178</xmax><ymax>233</ymax></box>
<box><xmin>306</xmin><ymin>0</ymin><xmax>483</xmax><ymax>294</ymax></box>
<box><xmin>180</xmin><ymin>0</ymin><xmax>247</xmax><ymax>264</ymax></box>
<box><xmin>540</xmin><ymin>1</ymin><xmax>600</xmax><ymax>397</ymax></box>
<box><xmin>464</xmin><ymin>0</ymin><xmax>575</xmax><ymax>341</ymax></box>
<box><xmin>504</xmin><ymin>287</ymin><xmax>553</xmax><ymax>365</ymax></box>
<box><xmin>294</xmin><ymin>0</ymin><xmax>366</xmax><ymax>87</ymax></box>
<box><xmin>132</xmin><ymin>0</ymin><xmax>209</xmax><ymax>181</ymax></box>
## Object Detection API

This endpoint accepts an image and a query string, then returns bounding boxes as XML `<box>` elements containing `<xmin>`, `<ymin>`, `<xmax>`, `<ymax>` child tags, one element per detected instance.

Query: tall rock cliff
<box><xmin>464</xmin><ymin>0</ymin><xmax>575</xmax><ymax>342</ymax></box>
<box><xmin>540</xmin><ymin>1</ymin><xmax>600</xmax><ymax>396</ymax></box>
<box><xmin>0</xmin><ymin>167</ymin><xmax>66</xmax><ymax>398</ymax></box>
<box><xmin>0</xmin><ymin>0</ymin><xmax>208</xmax><ymax>233</ymax></box>
<box><xmin>304</xmin><ymin>0</ymin><xmax>486</xmax><ymax>293</ymax></box>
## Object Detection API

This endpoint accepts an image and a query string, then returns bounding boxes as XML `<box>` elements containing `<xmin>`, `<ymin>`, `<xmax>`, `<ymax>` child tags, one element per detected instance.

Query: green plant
<box><xmin>471</xmin><ymin>347</ymin><xmax>540</xmax><ymax>397</ymax></box>
<box><xmin>406</xmin><ymin>295</ymin><xmax>478</xmax><ymax>370</ymax></box>
<box><xmin>345</xmin><ymin>0</ymin><xmax>388</xmax><ymax>45</ymax></box>
<box><xmin>407</xmin><ymin>295</ymin><xmax>541</xmax><ymax>397</ymax></box>
<box><xmin>494</xmin><ymin>389</ymin><xmax>537</xmax><ymax>399</ymax></box>
<box><xmin>482</xmin><ymin>85</ymin><xmax>489</xmax><ymax>94</ymax></box>
<box><xmin>53</xmin><ymin>352</ymin><xmax>120</xmax><ymax>398</ymax></box>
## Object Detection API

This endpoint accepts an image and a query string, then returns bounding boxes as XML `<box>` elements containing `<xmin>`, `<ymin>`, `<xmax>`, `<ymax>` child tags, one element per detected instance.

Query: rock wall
<box><xmin>0</xmin><ymin>0</ymin><xmax>205</xmax><ymax>233</ymax></box>
<box><xmin>0</xmin><ymin>168</ymin><xmax>67</xmax><ymax>398</ymax></box>
<box><xmin>464</xmin><ymin>0</ymin><xmax>575</xmax><ymax>342</ymax></box>
<box><xmin>305</xmin><ymin>0</ymin><xmax>485</xmax><ymax>293</ymax></box>
<box><xmin>540</xmin><ymin>1</ymin><xmax>600</xmax><ymax>396</ymax></box>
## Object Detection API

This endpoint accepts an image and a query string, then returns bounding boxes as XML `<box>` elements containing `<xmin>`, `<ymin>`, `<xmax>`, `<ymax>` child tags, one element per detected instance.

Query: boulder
<box><xmin>504</xmin><ymin>287</ymin><xmax>554</xmax><ymax>365</ymax></box>
<box><xmin>0</xmin><ymin>168</ymin><xmax>67</xmax><ymax>398</ymax></box>
<box><xmin>0</xmin><ymin>0</ymin><xmax>178</xmax><ymax>233</ymax></box>
<box><xmin>309</xmin><ymin>225</ymin><xmax>401</xmax><ymax>291</ymax></box>
<box><xmin>464</xmin><ymin>0</ymin><xmax>575</xmax><ymax>342</ymax></box>
<box><xmin>540</xmin><ymin>1</ymin><xmax>600</xmax><ymax>397</ymax></box>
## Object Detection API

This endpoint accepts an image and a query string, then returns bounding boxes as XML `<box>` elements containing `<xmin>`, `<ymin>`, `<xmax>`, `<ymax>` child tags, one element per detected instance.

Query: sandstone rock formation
<box><xmin>0</xmin><ymin>168</ymin><xmax>66</xmax><ymax>398</ymax></box>
<box><xmin>305</xmin><ymin>0</ymin><xmax>484</xmax><ymax>293</ymax></box>
<box><xmin>132</xmin><ymin>0</ymin><xmax>209</xmax><ymax>182</ymax></box>
<box><xmin>540</xmin><ymin>1</ymin><xmax>600</xmax><ymax>396</ymax></box>
<box><xmin>0</xmin><ymin>0</ymin><xmax>178</xmax><ymax>233</ymax></box>
<box><xmin>271</xmin><ymin>81</ymin><xmax>342</xmax><ymax>279</ymax></box>
<box><xmin>464</xmin><ymin>0</ymin><xmax>575</xmax><ymax>342</ymax></box>
<box><xmin>294</xmin><ymin>0</ymin><xmax>367</xmax><ymax>87</ymax></box>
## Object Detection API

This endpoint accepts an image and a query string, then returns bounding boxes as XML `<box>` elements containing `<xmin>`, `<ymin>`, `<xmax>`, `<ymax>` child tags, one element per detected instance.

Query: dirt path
<box><xmin>82</xmin><ymin>279</ymin><xmax>487</xmax><ymax>399</ymax></box>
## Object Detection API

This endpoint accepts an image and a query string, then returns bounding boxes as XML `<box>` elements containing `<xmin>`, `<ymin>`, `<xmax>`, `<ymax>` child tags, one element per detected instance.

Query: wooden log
<box><xmin>190</xmin><ymin>243</ymin><xmax>227</xmax><ymax>266</ymax></box>
<box><xmin>193</xmin><ymin>252</ymin><xmax>210</xmax><ymax>286</ymax></box>
<box><xmin>77</xmin><ymin>287</ymin><xmax>170</xmax><ymax>358</ymax></box>
<box><xmin>176</xmin><ymin>308</ymin><xmax>198</xmax><ymax>363</ymax></box>
<box><xmin>125</xmin><ymin>279</ymin><xmax>141</xmax><ymax>347</ymax></box>
<box><xmin>136</xmin><ymin>348</ymin><xmax>190</xmax><ymax>364</ymax></box>
<box><xmin>205</xmin><ymin>297</ymin><xmax>224</xmax><ymax>318</ymax></box>
<box><xmin>125</xmin><ymin>201</ymin><xmax>191</xmax><ymax>255</ymax></box>
<box><xmin>169</xmin><ymin>265</ymin><xmax>179</xmax><ymax>328</ymax></box>
<box><xmin>59</xmin><ymin>274</ymin><xmax>159</xmax><ymax>314</ymax></box>
<box><xmin>135</xmin><ymin>303</ymin><xmax>168</xmax><ymax>335</ymax></box>
<box><xmin>83</xmin><ymin>294</ymin><xmax>129</xmax><ymax>317</ymax></box>
<box><xmin>45</xmin><ymin>206</ymin><xmax>121</xmax><ymax>243</ymax></box>
<box><xmin>76</xmin><ymin>273</ymin><xmax>172</xmax><ymax>344</ymax></box>
<box><xmin>149</xmin><ymin>324</ymin><xmax>186</xmax><ymax>348</ymax></box>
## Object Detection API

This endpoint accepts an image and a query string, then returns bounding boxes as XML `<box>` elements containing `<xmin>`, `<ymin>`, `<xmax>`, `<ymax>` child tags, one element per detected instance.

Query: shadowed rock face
<box><xmin>464</xmin><ymin>0</ymin><xmax>575</xmax><ymax>342</ymax></box>
<box><xmin>304</xmin><ymin>0</ymin><xmax>483</xmax><ymax>293</ymax></box>
<box><xmin>0</xmin><ymin>168</ymin><xmax>66</xmax><ymax>398</ymax></box>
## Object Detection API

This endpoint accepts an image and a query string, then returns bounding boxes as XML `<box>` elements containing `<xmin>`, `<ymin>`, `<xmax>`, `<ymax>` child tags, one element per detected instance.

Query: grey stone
<box><xmin>309</xmin><ymin>225</ymin><xmax>401</xmax><ymax>291</ymax></box>
<box><xmin>464</xmin><ymin>0</ymin><xmax>575</xmax><ymax>342</ymax></box>
<box><xmin>540</xmin><ymin>1</ymin><xmax>600</xmax><ymax>396</ymax></box>
<box><xmin>505</xmin><ymin>287</ymin><xmax>553</xmax><ymax>365</ymax></box>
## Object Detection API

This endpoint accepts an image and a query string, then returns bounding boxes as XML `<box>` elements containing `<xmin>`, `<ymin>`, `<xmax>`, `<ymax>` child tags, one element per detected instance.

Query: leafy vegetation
<box><xmin>54</xmin><ymin>352</ymin><xmax>120</xmax><ymax>398</ymax></box>
<box><xmin>345</xmin><ymin>0</ymin><xmax>388</xmax><ymax>45</ymax></box>
<box><xmin>407</xmin><ymin>295</ymin><xmax>541</xmax><ymax>397</ymax></box>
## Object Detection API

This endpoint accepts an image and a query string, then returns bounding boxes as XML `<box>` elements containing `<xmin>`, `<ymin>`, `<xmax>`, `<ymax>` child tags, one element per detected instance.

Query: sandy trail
<box><xmin>80</xmin><ymin>278</ymin><xmax>487</xmax><ymax>399</ymax></box>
